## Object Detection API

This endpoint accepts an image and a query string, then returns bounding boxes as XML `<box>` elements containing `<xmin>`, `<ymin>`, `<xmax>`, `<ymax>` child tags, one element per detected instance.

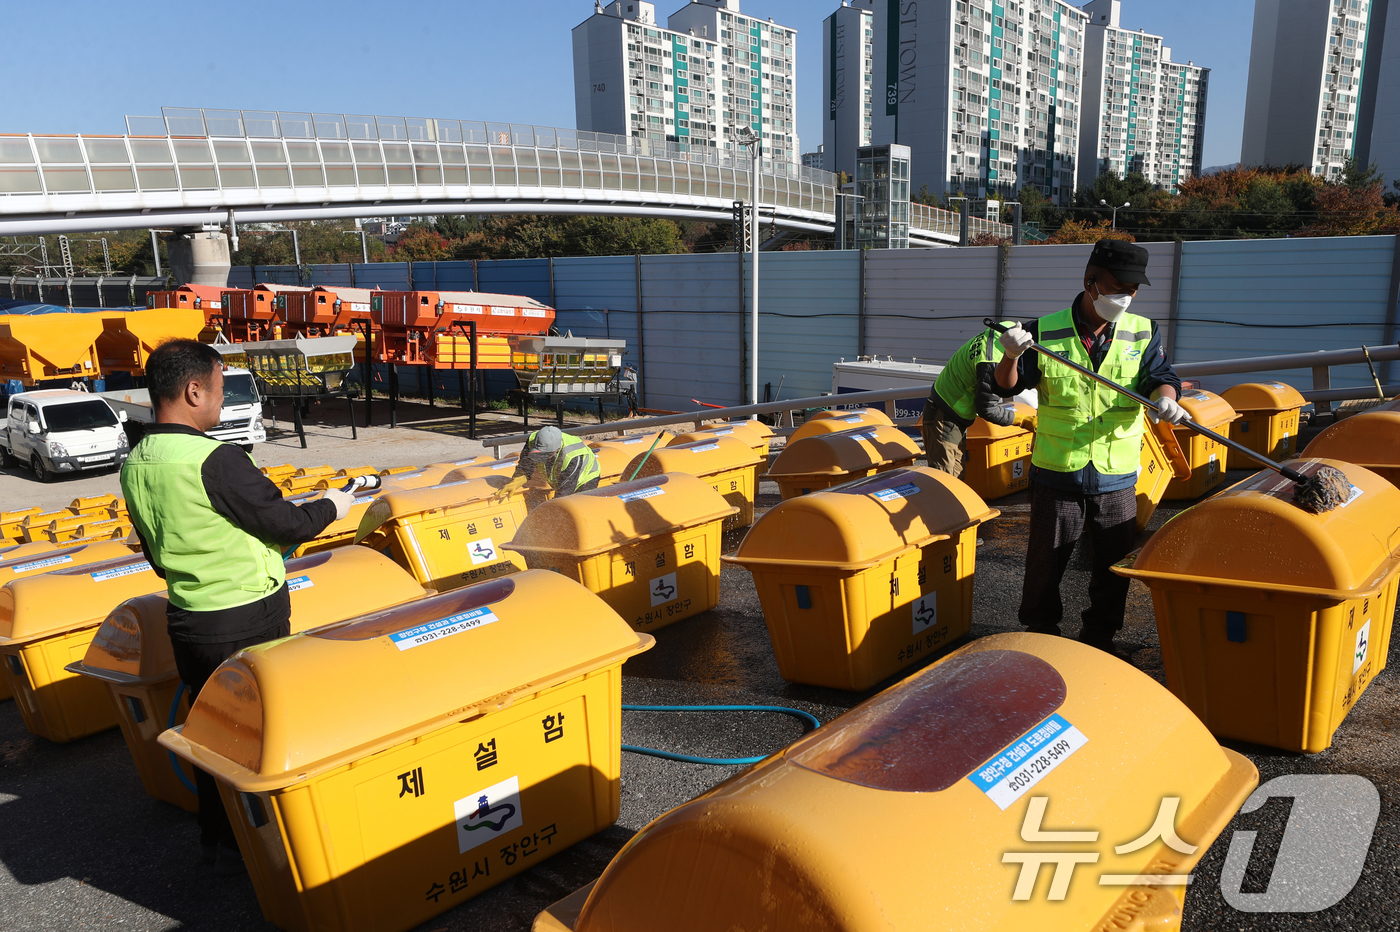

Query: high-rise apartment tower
<box><xmin>823</xmin><ymin>2</ymin><xmax>875</xmax><ymax>180</ymax></box>
<box><xmin>1077</xmin><ymin>0</ymin><xmax>1208</xmax><ymax>192</ymax></box>
<box><xmin>573</xmin><ymin>0</ymin><xmax>799</xmax><ymax>162</ymax></box>
<box><xmin>1242</xmin><ymin>0</ymin><xmax>1376</xmax><ymax>177</ymax></box>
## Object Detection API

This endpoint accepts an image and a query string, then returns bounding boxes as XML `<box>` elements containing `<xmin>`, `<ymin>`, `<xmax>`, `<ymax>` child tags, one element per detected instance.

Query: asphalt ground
<box><xmin>1</xmin><ymin>410</ymin><xmax>1397</xmax><ymax>931</ymax></box>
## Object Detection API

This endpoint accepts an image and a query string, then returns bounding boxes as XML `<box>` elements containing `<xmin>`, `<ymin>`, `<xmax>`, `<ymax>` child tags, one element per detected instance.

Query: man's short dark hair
<box><xmin>147</xmin><ymin>339</ymin><xmax>223</xmax><ymax>406</ymax></box>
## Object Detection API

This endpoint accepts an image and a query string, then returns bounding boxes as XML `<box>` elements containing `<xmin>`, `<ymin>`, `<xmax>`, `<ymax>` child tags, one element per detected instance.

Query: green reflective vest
<box><xmin>543</xmin><ymin>432</ymin><xmax>602</xmax><ymax>489</ymax></box>
<box><xmin>1032</xmin><ymin>306</ymin><xmax>1154</xmax><ymax>475</ymax></box>
<box><xmin>934</xmin><ymin>322</ymin><xmax>1012</xmax><ymax>422</ymax></box>
<box><xmin>121</xmin><ymin>432</ymin><xmax>284</xmax><ymax>612</ymax></box>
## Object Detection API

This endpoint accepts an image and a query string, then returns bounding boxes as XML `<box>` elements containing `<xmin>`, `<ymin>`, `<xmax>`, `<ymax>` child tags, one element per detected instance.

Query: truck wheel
<box><xmin>0</xmin><ymin>446</ymin><xmax>13</xmax><ymax>469</ymax></box>
<box><xmin>31</xmin><ymin>455</ymin><xmax>52</xmax><ymax>483</ymax></box>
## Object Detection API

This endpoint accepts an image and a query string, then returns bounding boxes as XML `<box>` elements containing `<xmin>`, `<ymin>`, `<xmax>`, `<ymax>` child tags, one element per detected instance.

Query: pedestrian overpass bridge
<box><xmin>0</xmin><ymin>108</ymin><xmax>1010</xmax><ymax>247</ymax></box>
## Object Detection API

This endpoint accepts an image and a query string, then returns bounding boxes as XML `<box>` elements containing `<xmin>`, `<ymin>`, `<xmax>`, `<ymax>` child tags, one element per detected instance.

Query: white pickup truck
<box><xmin>1</xmin><ymin>389</ymin><xmax>130</xmax><ymax>482</ymax></box>
<box><xmin>100</xmin><ymin>367</ymin><xmax>267</xmax><ymax>451</ymax></box>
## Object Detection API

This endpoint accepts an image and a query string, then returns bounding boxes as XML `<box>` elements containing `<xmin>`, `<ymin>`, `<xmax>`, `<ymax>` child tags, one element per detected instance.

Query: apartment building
<box><xmin>1077</xmin><ymin>0</ymin><xmax>1209</xmax><ymax>192</ymax></box>
<box><xmin>573</xmin><ymin>0</ymin><xmax>799</xmax><ymax>162</ymax></box>
<box><xmin>1242</xmin><ymin>0</ymin><xmax>1376</xmax><ymax>177</ymax></box>
<box><xmin>824</xmin><ymin>0</ymin><xmax>1090</xmax><ymax>208</ymax></box>
<box><xmin>822</xmin><ymin>2</ymin><xmax>875</xmax><ymax>180</ymax></box>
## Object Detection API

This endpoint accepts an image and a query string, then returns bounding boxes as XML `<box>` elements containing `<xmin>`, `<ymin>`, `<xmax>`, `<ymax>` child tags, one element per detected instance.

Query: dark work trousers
<box><xmin>169</xmin><ymin>584</ymin><xmax>292</xmax><ymax>849</ymax></box>
<box><xmin>1017</xmin><ymin>481</ymin><xmax>1137</xmax><ymax>640</ymax></box>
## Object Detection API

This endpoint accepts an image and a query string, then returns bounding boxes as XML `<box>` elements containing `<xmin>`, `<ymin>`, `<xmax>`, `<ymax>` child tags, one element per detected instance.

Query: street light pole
<box><xmin>739</xmin><ymin>129</ymin><xmax>761</xmax><ymax>410</ymax></box>
<box><xmin>1100</xmin><ymin>198</ymin><xmax>1131</xmax><ymax>230</ymax></box>
<box><xmin>343</xmin><ymin>229</ymin><xmax>369</xmax><ymax>264</ymax></box>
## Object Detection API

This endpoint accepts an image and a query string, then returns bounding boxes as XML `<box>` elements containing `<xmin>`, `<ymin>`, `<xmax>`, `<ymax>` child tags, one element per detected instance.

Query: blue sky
<box><xmin>8</xmin><ymin>0</ymin><xmax>1252</xmax><ymax>170</ymax></box>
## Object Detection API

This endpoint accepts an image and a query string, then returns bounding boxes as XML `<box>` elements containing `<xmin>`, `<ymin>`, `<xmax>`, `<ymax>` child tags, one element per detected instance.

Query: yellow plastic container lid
<box><xmin>727</xmin><ymin>467</ymin><xmax>998</xmax><ymax>571</ymax></box>
<box><xmin>507</xmin><ymin>473</ymin><xmax>736</xmax><ymax>558</ymax></box>
<box><xmin>591</xmin><ymin>431</ymin><xmax>675</xmax><ymax>452</ymax></box>
<box><xmin>589</xmin><ymin>444</ymin><xmax>636</xmax><ymax>483</ymax></box>
<box><xmin>1175</xmin><ymin>389</ymin><xmax>1239</xmax><ymax>429</ymax></box>
<box><xmin>1222</xmin><ymin>381</ymin><xmax>1306</xmax><ymax>413</ymax></box>
<box><xmin>768</xmin><ymin>424</ymin><xmax>921</xmax><ymax>478</ymax></box>
<box><xmin>627</xmin><ymin>435</ymin><xmax>760</xmax><ymax>479</ymax></box>
<box><xmin>441</xmin><ymin>457</ymin><xmax>527</xmax><ymax>481</ymax></box>
<box><xmin>0</xmin><ymin>553</ymin><xmax>158</xmax><ymax>641</ymax></box>
<box><xmin>72</xmin><ymin>548</ymin><xmax>426</xmax><ymax>688</ymax></box>
<box><xmin>1118</xmin><ymin>458</ymin><xmax>1400</xmax><ymax>599</ymax></box>
<box><xmin>359</xmin><ymin>475</ymin><xmax>513</xmax><ymax>530</ymax></box>
<box><xmin>1303</xmin><ymin>409</ymin><xmax>1400</xmax><ymax>474</ymax></box>
<box><xmin>669</xmin><ymin>423</ymin><xmax>767</xmax><ymax>447</ymax></box>
<box><xmin>261</xmin><ymin>463</ymin><xmax>296</xmax><ymax>479</ymax></box>
<box><xmin>544</xmin><ymin>633</ymin><xmax>1257</xmax><ymax>932</ymax></box>
<box><xmin>788</xmin><ymin>408</ymin><xmax>894</xmax><ymax>444</ymax></box>
<box><xmin>0</xmin><ymin>541</ymin><xmax>57</xmax><ymax>561</ymax></box>
<box><xmin>334</xmin><ymin>465</ymin><xmax>380</xmax><ymax>480</ymax></box>
<box><xmin>160</xmin><ymin>570</ymin><xmax>653</xmax><ymax>792</ymax></box>
<box><xmin>965</xmin><ymin>401</ymin><xmax>1036</xmax><ymax>441</ymax></box>
<box><xmin>294</xmin><ymin>465</ymin><xmax>335</xmax><ymax>478</ymax></box>
<box><xmin>0</xmin><ymin>540</ymin><xmax>134</xmax><ymax>579</ymax></box>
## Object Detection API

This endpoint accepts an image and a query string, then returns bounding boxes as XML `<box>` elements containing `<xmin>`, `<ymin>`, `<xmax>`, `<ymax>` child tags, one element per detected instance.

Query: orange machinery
<box><xmin>368</xmin><ymin>290</ymin><xmax>554</xmax><ymax>370</ymax></box>
<box><xmin>146</xmin><ymin>284</ymin><xmax>252</xmax><ymax>342</ymax></box>
<box><xmin>222</xmin><ymin>284</ymin><xmax>313</xmax><ymax>342</ymax></box>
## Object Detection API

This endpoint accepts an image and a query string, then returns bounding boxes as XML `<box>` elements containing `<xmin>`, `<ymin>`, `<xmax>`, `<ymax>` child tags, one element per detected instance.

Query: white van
<box><xmin>1</xmin><ymin>390</ymin><xmax>129</xmax><ymax>482</ymax></box>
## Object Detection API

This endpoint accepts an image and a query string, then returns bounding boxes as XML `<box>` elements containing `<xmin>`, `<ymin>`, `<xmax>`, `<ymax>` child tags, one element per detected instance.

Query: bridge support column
<box><xmin>168</xmin><ymin>230</ymin><xmax>231</xmax><ymax>287</ymax></box>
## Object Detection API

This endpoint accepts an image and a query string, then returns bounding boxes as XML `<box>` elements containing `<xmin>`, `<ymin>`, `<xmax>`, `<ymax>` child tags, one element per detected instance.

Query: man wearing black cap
<box><xmin>993</xmin><ymin>239</ymin><xmax>1186</xmax><ymax>654</ymax></box>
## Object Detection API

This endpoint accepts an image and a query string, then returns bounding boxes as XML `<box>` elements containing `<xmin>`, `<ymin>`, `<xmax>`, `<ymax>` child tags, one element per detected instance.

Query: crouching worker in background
<box><xmin>120</xmin><ymin>339</ymin><xmax>353</xmax><ymax>875</ymax></box>
<box><xmin>493</xmin><ymin>425</ymin><xmax>602</xmax><ymax>504</ymax></box>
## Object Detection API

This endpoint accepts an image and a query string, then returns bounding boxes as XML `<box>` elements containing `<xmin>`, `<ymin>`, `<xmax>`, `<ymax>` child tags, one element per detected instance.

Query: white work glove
<box><xmin>321</xmin><ymin>488</ymin><xmax>355</xmax><ymax>520</ymax></box>
<box><xmin>1149</xmin><ymin>391</ymin><xmax>1188</xmax><ymax>426</ymax></box>
<box><xmin>999</xmin><ymin>324</ymin><xmax>1033</xmax><ymax>359</ymax></box>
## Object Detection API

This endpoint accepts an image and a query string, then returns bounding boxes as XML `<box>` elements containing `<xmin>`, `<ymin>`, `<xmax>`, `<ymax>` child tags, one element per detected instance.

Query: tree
<box><xmin>1045</xmin><ymin>218</ymin><xmax>1135</xmax><ymax>245</ymax></box>
<box><xmin>389</xmin><ymin>227</ymin><xmax>452</xmax><ymax>261</ymax></box>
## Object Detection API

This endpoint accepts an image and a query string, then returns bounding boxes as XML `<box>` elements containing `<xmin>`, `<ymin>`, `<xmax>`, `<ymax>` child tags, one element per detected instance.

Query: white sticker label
<box><xmin>12</xmin><ymin>555</ymin><xmax>74</xmax><ymax>574</ymax></box>
<box><xmin>209</xmin><ymin>300</ymin><xmax>221</xmax><ymax>309</ymax></box>
<box><xmin>689</xmin><ymin>443</ymin><xmax>720</xmax><ymax>453</ymax></box>
<box><xmin>619</xmin><ymin>486</ymin><xmax>665</xmax><ymax>502</ymax></box>
<box><xmin>353</xmin><ymin>495</ymin><xmax>376</xmax><ymax>505</ymax></box>
<box><xmin>454</xmin><ymin>774</ymin><xmax>523</xmax><ymax>854</ymax></box>
<box><xmin>490</xmin><ymin>306</ymin><xmax>516</xmax><ymax>317</ymax></box>
<box><xmin>350</xmin><ymin>302</ymin><xmax>371</xmax><ymax>313</ymax></box>
<box><xmin>389</xmin><ymin>606</ymin><xmax>500</xmax><ymax>651</ymax></box>
<box><xmin>710</xmin><ymin>428</ymin><xmax>734</xmax><ymax>436</ymax></box>
<box><xmin>522</xmin><ymin>308</ymin><xmax>548</xmax><ymax>318</ymax></box>
<box><xmin>873</xmin><ymin>483</ymin><xmax>921</xmax><ymax>503</ymax></box>
<box><xmin>490</xmin><ymin>461</ymin><xmax>515</xmax><ymax>469</ymax></box>
<box><xmin>468</xmin><ymin>537</ymin><xmax>499</xmax><ymax>566</ymax></box>
<box><xmin>1012</xmin><ymin>459</ymin><xmax>1025</xmax><ymax>479</ymax></box>
<box><xmin>621</xmin><ymin>436</ymin><xmax>646</xmax><ymax>444</ymax></box>
<box><xmin>913</xmin><ymin>592</ymin><xmax>937</xmax><ymax>634</ymax></box>
<box><xmin>453</xmin><ymin>304</ymin><xmax>485</xmax><ymax>315</ymax></box>
<box><xmin>842</xmin><ymin>415</ymin><xmax>865</xmax><ymax>423</ymax></box>
<box><xmin>1339</xmin><ymin>485</ymin><xmax>1364</xmax><ymax>508</ymax></box>
<box><xmin>90</xmin><ymin>561</ymin><xmax>151</xmax><ymax>582</ymax></box>
<box><xmin>967</xmin><ymin>714</ymin><xmax>1088</xmax><ymax>811</ymax></box>
<box><xmin>846</xmin><ymin>430</ymin><xmax>879</xmax><ymax>441</ymax></box>
<box><xmin>650</xmin><ymin>572</ymin><xmax>678</xmax><ymax>606</ymax></box>
<box><xmin>1354</xmin><ymin>620</ymin><xmax>1371</xmax><ymax>674</ymax></box>
<box><xmin>287</xmin><ymin>575</ymin><xmax>315</xmax><ymax>592</ymax></box>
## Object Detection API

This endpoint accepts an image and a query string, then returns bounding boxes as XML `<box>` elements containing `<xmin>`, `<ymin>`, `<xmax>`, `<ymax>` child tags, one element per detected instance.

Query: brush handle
<box><xmin>981</xmin><ymin>318</ymin><xmax>1310</xmax><ymax>485</ymax></box>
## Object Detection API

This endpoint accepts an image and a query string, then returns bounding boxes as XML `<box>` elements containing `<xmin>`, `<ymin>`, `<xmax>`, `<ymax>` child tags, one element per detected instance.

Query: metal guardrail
<box><xmin>1176</xmin><ymin>344</ymin><xmax>1400</xmax><ymax>414</ymax></box>
<box><xmin>485</xmin><ymin>385</ymin><xmax>928</xmax><ymax>454</ymax></box>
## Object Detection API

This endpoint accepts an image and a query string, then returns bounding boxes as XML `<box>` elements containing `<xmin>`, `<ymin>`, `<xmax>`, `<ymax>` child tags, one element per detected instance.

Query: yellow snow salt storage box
<box><xmin>1303</xmin><ymin>406</ymin><xmax>1400</xmax><ymax>487</ymax></box>
<box><xmin>1223</xmin><ymin>381</ymin><xmax>1306</xmax><ymax>469</ymax></box>
<box><xmin>40</xmin><ymin>514</ymin><xmax>88</xmax><ymax>543</ymax></box>
<box><xmin>767</xmin><ymin>425</ymin><xmax>921</xmax><ymax>500</ymax></box>
<box><xmin>1136</xmin><ymin>412</ymin><xmax>1178</xmax><ymax>533</ymax></box>
<box><xmin>0</xmin><ymin>552</ymin><xmax>162</xmax><ymax>743</ymax></box>
<box><xmin>160</xmin><ymin>571</ymin><xmax>653</xmax><ymax>932</ymax></box>
<box><xmin>589</xmin><ymin>432</ymin><xmax>675</xmax><ymax>486</ymax></box>
<box><xmin>788</xmin><ymin>407</ymin><xmax>894</xmax><ymax>444</ymax></box>
<box><xmin>75</xmin><ymin>518</ymin><xmax>132</xmax><ymax>541</ymax></box>
<box><xmin>364</xmin><ymin>457</ymin><xmax>504</xmax><ymax>491</ymax></box>
<box><xmin>0</xmin><ymin>540</ymin><xmax>57</xmax><ymax>562</ymax></box>
<box><xmin>357</xmin><ymin>476</ymin><xmax>530</xmax><ymax>591</ymax></box>
<box><xmin>295</xmin><ymin>465</ymin><xmax>335</xmax><ymax>479</ymax></box>
<box><xmin>626</xmin><ymin>436</ymin><xmax>761</xmax><ymax>531</ymax></box>
<box><xmin>961</xmin><ymin>402</ymin><xmax>1036</xmax><ymax>502</ymax></box>
<box><xmin>261</xmin><ymin>463</ymin><xmax>298</xmax><ymax>482</ymax></box>
<box><xmin>68</xmin><ymin>547</ymin><xmax>426</xmax><ymax>813</ymax></box>
<box><xmin>505</xmin><ymin>474</ymin><xmax>736</xmax><ymax>633</ymax></box>
<box><xmin>20</xmin><ymin>508</ymin><xmax>77</xmax><ymax>542</ymax></box>
<box><xmin>2</xmin><ymin>507</ymin><xmax>43</xmax><ymax>543</ymax></box>
<box><xmin>70</xmin><ymin>493</ymin><xmax>119</xmax><ymax>514</ymax></box>
<box><xmin>441</xmin><ymin>457</ymin><xmax>529</xmax><ymax>483</ymax></box>
<box><xmin>724</xmin><ymin>467</ymin><xmax>997</xmax><ymax>690</ymax></box>
<box><xmin>671</xmin><ymin>422</ymin><xmax>772</xmax><ymax>474</ymax></box>
<box><xmin>533</xmin><ymin>633</ymin><xmax>1258</xmax><ymax>932</ymax></box>
<box><xmin>1114</xmin><ymin>458</ymin><xmax>1400</xmax><ymax>753</ymax></box>
<box><xmin>1163</xmin><ymin>390</ymin><xmax>1239</xmax><ymax>500</ymax></box>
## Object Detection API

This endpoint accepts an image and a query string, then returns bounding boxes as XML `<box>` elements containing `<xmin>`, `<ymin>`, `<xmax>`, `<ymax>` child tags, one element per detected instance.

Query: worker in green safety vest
<box><xmin>121</xmin><ymin>339</ymin><xmax>353</xmax><ymax>875</ymax></box>
<box><xmin>994</xmin><ymin>240</ymin><xmax>1187</xmax><ymax>656</ymax></box>
<box><xmin>495</xmin><ymin>425</ymin><xmax>602</xmax><ymax>502</ymax></box>
<box><xmin>922</xmin><ymin>322</ymin><xmax>1030</xmax><ymax>478</ymax></box>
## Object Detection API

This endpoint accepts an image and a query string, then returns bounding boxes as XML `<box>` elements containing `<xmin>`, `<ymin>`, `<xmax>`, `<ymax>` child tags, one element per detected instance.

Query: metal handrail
<box><xmin>485</xmin><ymin>385</ymin><xmax>930</xmax><ymax>455</ymax></box>
<box><xmin>1174</xmin><ymin>344</ymin><xmax>1400</xmax><ymax>377</ymax></box>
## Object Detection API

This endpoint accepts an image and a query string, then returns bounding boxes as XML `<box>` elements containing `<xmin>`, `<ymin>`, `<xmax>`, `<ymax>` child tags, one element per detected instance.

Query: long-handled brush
<box><xmin>983</xmin><ymin>319</ymin><xmax>1353</xmax><ymax>514</ymax></box>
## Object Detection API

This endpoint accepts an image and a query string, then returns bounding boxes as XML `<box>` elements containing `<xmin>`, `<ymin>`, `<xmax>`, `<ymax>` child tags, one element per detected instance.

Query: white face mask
<box><xmin>1092</xmin><ymin>289</ymin><xmax>1133</xmax><ymax>323</ymax></box>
